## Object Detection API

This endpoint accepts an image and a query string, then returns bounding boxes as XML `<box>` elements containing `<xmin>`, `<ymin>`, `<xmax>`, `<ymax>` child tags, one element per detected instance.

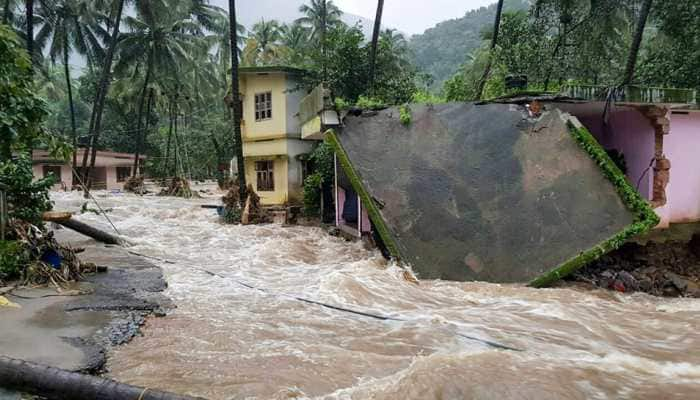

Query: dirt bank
<box><xmin>0</xmin><ymin>230</ymin><xmax>170</xmax><ymax>375</ymax></box>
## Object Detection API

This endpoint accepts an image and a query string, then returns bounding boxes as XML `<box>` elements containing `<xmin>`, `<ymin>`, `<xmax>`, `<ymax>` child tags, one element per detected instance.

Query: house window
<box><xmin>255</xmin><ymin>160</ymin><xmax>274</xmax><ymax>191</ymax></box>
<box><xmin>116</xmin><ymin>167</ymin><xmax>131</xmax><ymax>182</ymax></box>
<box><xmin>42</xmin><ymin>165</ymin><xmax>61</xmax><ymax>180</ymax></box>
<box><xmin>254</xmin><ymin>92</ymin><xmax>272</xmax><ymax>121</ymax></box>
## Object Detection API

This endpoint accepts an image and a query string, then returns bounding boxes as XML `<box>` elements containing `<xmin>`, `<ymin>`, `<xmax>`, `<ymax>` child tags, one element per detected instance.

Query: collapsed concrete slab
<box><xmin>328</xmin><ymin>102</ymin><xmax>659</xmax><ymax>285</ymax></box>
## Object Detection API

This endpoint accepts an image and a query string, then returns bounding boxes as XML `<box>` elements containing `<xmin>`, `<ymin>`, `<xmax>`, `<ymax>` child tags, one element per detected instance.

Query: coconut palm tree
<box><xmin>297</xmin><ymin>0</ymin><xmax>342</xmax><ymax>76</ymax></box>
<box><xmin>25</xmin><ymin>0</ymin><xmax>33</xmax><ymax>68</ymax></box>
<box><xmin>35</xmin><ymin>0</ymin><xmax>106</xmax><ymax>168</ymax></box>
<box><xmin>115</xmin><ymin>0</ymin><xmax>199</xmax><ymax>176</ymax></box>
<box><xmin>248</xmin><ymin>18</ymin><xmax>281</xmax><ymax>65</ymax></box>
<box><xmin>82</xmin><ymin>0</ymin><xmax>126</xmax><ymax>192</ymax></box>
<box><xmin>279</xmin><ymin>21</ymin><xmax>309</xmax><ymax>65</ymax></box>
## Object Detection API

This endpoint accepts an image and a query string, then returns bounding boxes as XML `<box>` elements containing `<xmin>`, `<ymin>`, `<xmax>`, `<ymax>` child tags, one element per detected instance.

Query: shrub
<box><xmin>303</xmin><ymin>172</ymin><xmax>323</xmax><ymax>216</ymax></box>
<box><xmin>0</xmin><ymin>155</ymin><xmax>55</xmax><ymax>227</ymax></box>
<box><xmin>0</xmin><ymin>240</ymin><xmax>28</xmax><ymax>280</ymax></box>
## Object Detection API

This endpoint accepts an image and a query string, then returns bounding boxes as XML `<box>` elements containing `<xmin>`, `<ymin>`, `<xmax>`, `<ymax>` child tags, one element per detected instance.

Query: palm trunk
<box><xmin>25</xmin><ymin>0</ymin><xmax>33</xmax><ymax>69</ymax></box>
<box><xmin>228</xmin><ymin>0</ymin><xmax>246</xmax><ymax>205</ymax></box>
<box><xmin>82</xmin><ymin>0</ymin><xmax>125</xmax><ymax>193</ymax></box>
<box><xmin>63</xmin><ymin>33</ymin><xmax>78</xmax><ymax>172</ymax></box>
<box><xmin>474</xmin><ymin>0</ymin><xmax>504</xmax><ymax>101</ymax></box>
<box><xmin>163</xmin><ymin>98</ymin><xmax>173</xmax><ymax>178</ymax></box>
<box><xmin>368</xmin><ymin>0</ymin><xmax>384</xmax><ymax>94</ymax></box>
<box><xmin>321</xmin><ymin>0</ymin><xmax>327</xmax><ymax>81</ymax></box>
<box><xmin>621</xmin><ymin>0</ymin><xmax>653</xmax><ymax>85</ymax></box>
<box><xmin>132</xmin><ymin>54</ymin><xmax>154</xmax><ymax>177</ymax></box>
<box><xmin>173</xmin><ymin>102</ymin><xmax>179</xmax><ymax>176</ymax></box>
<box><xmin>0</xmin><ymin>356</ymin><xmax>204</xmax><ymax>400</ymax></box>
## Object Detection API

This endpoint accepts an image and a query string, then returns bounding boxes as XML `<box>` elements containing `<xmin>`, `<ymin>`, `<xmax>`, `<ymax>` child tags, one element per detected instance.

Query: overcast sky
<box><xmin>334</xmin><ymin>0</ymin><xmax>496</xmax><ymax>35</ymax></box>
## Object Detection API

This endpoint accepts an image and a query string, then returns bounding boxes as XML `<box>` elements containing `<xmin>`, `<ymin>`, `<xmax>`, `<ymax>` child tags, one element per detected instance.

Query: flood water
<box><xmin>52</xmin><ymin>190</ymin><xmax>700</xmax><ymax>400</ymax></box>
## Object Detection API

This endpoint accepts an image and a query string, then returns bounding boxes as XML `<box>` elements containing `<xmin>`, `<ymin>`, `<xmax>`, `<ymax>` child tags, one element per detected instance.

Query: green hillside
<box><xmin>409</xmin><ymin>0</ymin><xmax>530</xmax><ymax>89</ymax></box>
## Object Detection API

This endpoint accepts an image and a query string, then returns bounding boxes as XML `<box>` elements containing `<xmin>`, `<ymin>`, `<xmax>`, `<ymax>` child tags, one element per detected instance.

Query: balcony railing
<box><xmin>561</xmin><ymin>84</ymin><xmax>697</xmax><ymax>105</ymax></box>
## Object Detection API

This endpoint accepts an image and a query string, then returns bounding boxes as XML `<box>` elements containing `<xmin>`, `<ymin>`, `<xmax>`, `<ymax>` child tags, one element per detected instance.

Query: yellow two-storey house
<box><xmin>238</xmin><ymin>66</ymin><xmax>315</xmax><ymax>205</ymax></box>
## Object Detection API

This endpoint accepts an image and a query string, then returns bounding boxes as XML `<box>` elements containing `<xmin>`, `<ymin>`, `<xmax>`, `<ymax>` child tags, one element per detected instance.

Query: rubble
<box><xmin>570</xmin><ymin>240</ymin><xmax>700</xmax><ymax>297</ymax></box>
<box><xmin>159</xmin><ymin>176</ymin><xmax>197</xmax><ymax>198</ymax></box>
<box><xmin>1</xmin><ymin>220</ymin><xmax>96</xmax><ymax>288</ymax></box>
<box><xmin>123</xmin><ymin>176</ymin><xmax>145</xmax><ymax>194</ymax></box>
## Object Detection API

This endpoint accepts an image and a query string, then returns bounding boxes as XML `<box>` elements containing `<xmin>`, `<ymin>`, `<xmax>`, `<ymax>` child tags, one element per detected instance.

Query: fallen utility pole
<box><xmin>43</xmin><ymin>212</ymin><xmax>125</xmax><ymax>246</ymax></box>
<box><xmin>0</xmin><ymin>356</ymin><xmax>206</xmax><ymax>400</ymax></box>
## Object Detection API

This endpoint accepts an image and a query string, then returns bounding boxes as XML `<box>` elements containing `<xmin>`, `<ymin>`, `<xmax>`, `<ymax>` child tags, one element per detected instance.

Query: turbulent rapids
<box><xmin>51</xmin><ymin>191</ymin><xmax>700</xmax><ymax>400</ymax></box>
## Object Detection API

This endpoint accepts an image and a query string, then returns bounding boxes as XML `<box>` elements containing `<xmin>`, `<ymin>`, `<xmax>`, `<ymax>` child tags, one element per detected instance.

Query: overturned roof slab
<box><xmin>329</xmin><ymin>103</ymin><xmax>658</xmax><ymax>285</ymax></box>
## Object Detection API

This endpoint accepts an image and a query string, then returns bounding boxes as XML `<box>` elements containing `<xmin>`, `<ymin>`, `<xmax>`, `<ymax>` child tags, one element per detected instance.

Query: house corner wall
<box><xmin>664</xmin><ymin>112</ymin><xmax>700</xmax><ymax>224</ymax></box>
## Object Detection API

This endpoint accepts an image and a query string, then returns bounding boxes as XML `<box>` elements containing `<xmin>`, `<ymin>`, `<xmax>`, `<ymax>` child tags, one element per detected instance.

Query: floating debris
<box><xmin>123</xmin><ymin>176</ymin><xmax>146</xmax><ymax>194</ymax></box>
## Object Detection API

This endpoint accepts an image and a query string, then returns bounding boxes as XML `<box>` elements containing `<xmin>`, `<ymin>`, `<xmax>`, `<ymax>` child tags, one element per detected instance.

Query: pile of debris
<box><xmin>220</xmin><ymin>184</ymin><xmax>270</xmax><ymax>225</ymax></box>
<box><xmin>123</xmin><ymin>176</ymin><xmax>146</xmax><ymax>194</ymax></box>
<box><xmin>218</xmin><ymin>176</ymin><xmax>237</xmax><ymax>191</ymax></box>
<box><xmin>159</xmin><ymin>176</ymin><xmax>197</xmax><ymax>198</ymax></box>
<box><xmin>570</xmin><ymin>236</ymin><xmax>700</xmax><ymax>297</ymax></box>
<box><xmin>1</xmin><ymin>220</ymin><xmax>96</xmax><ymax>287</ymax></box>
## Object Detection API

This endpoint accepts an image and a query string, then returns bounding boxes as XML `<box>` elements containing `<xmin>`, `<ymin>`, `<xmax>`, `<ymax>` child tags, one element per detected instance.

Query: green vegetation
<box><xmin>529</xmin><ymin>122</ymin><xmax>660</xmax><ymax>287</ymax></box>
<box><xmin>302</xmin><ymin>141</ymin><xmax>334</xmax><ymax>216</ymax></box>
<box><xmin>0</xmin><ymin>240</ymin><xmax>27</xmax><ymax>280</ymax></box>
<box><xmin>399</xmin><ymin>105</ymin><xmax>411</xmax><ymax>126</ymax></box>
<box><xmin>409</xmin><ymin>0</ymin><xmax>529</xmax><ymax>91</ymax></box>
<box><xmin>441</xmin><ymin>0</ymin><xmax>700</xmax><ymax>100</ymax></box>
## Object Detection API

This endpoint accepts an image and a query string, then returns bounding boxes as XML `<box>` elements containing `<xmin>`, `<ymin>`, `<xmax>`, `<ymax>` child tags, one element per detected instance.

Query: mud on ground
<box><xmin>0</xmin><ymin>231</ymin><xmax>171</xmax><ymax>374</ymax></box>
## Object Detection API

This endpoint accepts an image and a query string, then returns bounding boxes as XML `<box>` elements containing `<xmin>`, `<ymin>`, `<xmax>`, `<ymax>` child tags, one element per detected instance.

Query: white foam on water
<box><xmin>49</xmin><ymin>190</ymin><xmax>700</xmax><ymax>400</ymax></box>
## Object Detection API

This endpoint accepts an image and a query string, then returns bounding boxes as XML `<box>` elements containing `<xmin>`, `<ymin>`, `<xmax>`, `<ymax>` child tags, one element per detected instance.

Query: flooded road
<box><xmin>52</xmin><ymin>191</ymin><xmax>700</xmax><ymax>399</ymax></box>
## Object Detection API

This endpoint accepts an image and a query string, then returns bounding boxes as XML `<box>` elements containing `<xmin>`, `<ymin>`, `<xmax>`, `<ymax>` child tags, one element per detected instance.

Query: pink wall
<box><xmin>336</xmin><ymin>187</ymin><xmax>371</xmax><ymax>234</ymax></box>
<box><xmin>576</xmin><ymin>108</ymin><xmax>656</xmax><ymax>200</ymax></box>
<box><xmin>665</xmin><ymin>112</ymin><xmax>700</xmax><ymax>223</ymax></box>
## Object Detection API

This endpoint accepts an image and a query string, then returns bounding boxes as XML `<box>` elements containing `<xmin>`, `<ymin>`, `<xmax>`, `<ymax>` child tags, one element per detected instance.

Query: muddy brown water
<box><xmin>52</xmin><ymin>191</ymin><xmax>700</xmax><ymax>400</ymax></box>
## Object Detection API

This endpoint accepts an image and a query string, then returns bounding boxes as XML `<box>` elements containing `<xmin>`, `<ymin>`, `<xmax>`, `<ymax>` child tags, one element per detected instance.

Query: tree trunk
<box><xmin>55</xmin><ymin>217</ymin><xmax>124</xmax><ymax>245</ymax></box>
<box><xmin>163</xmin><ymin>98</ymin><xmax>174</xmax><ymax>178</ymax></box>
<box><xmin>368</xmin><ymin>0</ymin><xmax>384</xmax><ymax>94</ymax></box>
<box><xmin>81</xmin><ymin>0</ymin><xmax>125</xmax><ymax>194</ymax></box>
<box><xmin>621</xmin><ymin>0</ymin><xmax>653</xmax><ymax>85</ymax></box>
<box><xmin>0</xmin><ymin>356</ymin><xmax>205</xmax><ymax>400</ymax></box>
<box><xmin>132</xmin><ymin>59</ymin><xmax>154</xmax><ymax>177</ymax></box>
<box><xmin>25</xmin><ymin>0</ymin><xmax>33</xmax><ymax>69</ymax></box>
<box><xmin>63</xmin><ymin>33</ymin><xmax>78</xmax><ymax>173</ymax></box>
<box><xmin>228</xmin><ymin>0</ymin><xmax>247</xmax><ymax>205</ymax></box>
<box><xmin>474</xmin><ymin>0</ymin><xmax>504</xmax><ymax>101</ymax></box>
<box><xmin>321</xmin><ymin>0</ymin><xmax>327</xmax><ymax>81</ymax></box>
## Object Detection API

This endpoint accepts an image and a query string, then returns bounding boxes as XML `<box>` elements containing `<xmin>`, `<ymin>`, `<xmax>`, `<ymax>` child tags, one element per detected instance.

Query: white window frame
<box><xmin>254</xmin><ymin>92</ymin><xmax>272</xmax><ymax>122</ymax></box>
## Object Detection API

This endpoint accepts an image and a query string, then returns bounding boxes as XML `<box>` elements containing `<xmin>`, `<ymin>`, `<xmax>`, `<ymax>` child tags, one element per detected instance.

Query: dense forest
<box><xmin>0</xmin><ymin>0</ymin><xmax>416</xmax><ymax>182</ymax></box>
<box><xmin>1</xmin><ymin>0</ymin><xmax>698</xmax><ymax>182</ymax></box>
<box><xmin>409</xmin><ymin>0</ymin><xmax>529</xmax><ymax>90</ymax></box>
<box><xmin>440</xmin><ymin>0</ymin><xmax>700</xmax><ymax>100</ymax></box>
